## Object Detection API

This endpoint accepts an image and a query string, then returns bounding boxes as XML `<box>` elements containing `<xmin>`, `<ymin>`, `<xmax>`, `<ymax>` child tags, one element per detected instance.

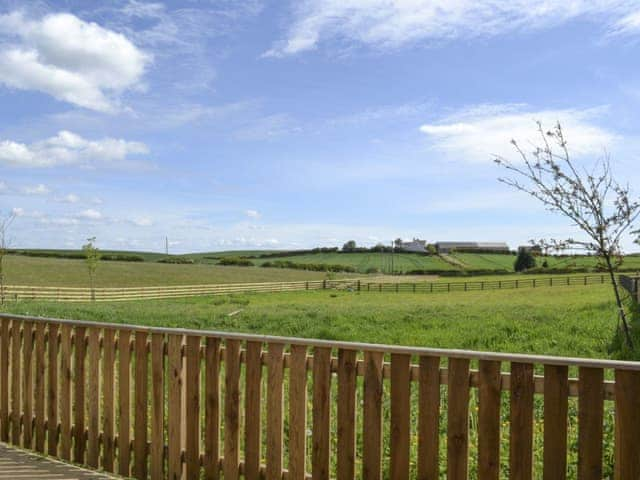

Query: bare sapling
<box><xmin>495</xmin><ymin>122</ymin><xmax>640</xmax><ymax>349</ymax></box>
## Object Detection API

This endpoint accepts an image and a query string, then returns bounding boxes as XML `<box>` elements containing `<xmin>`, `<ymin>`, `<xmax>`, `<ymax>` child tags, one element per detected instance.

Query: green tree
<box><xmin>514</xmin><ymin>249</ymin><xmax>536</xmax><ymax>272</ymax></box>
<box><xmin>82</xmin><ymin>237</ymin><xmax>100</xmax><ymax>301</ymax></box>
<box><xmin>342</xmin><ymin>240</ymin><xmax>356</xmax><ymax>252</ymax></box>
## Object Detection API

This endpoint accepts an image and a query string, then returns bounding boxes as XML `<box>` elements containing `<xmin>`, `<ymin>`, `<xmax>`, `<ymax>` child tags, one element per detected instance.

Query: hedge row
<box><xmin>261</xmin><ymin>260</ymin><xmax>356</xmax><ymax>273</ymax></box>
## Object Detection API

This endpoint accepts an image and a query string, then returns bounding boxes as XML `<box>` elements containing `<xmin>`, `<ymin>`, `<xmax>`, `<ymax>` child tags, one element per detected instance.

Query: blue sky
<box><xmin>1</xmin><ymin>0</ymin><xmax>640</xmax><ymax>253</ymax></box>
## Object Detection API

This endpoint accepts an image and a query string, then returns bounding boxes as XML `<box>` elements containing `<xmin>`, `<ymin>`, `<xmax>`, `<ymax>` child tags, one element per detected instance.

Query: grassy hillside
<box><xmin>2</xmin><ymin>255</ymin><xmax>353</xmax><ymax>287</ymax></box>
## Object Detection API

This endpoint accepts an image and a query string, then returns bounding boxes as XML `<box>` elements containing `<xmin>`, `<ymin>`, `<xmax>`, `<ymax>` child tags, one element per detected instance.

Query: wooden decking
<box><xmin>0</xmin><ymin>443</ymin><xmax>118</xmax><ymax>479</ymax></box>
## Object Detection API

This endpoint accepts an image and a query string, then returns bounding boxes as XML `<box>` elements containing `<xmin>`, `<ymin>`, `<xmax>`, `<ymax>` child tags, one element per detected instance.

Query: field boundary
<box><xmin>0</xmin><ymin>274</ymin><xmax>614</xmax><ymax>302</ymax></box>
<box><xmin>1</xmin><ymin>313</ymin><xmax>639</xmax><ymax>479</ymax></box>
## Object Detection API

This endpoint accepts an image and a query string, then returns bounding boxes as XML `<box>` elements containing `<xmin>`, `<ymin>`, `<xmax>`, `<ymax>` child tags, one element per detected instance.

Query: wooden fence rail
<box><xmin>0</xmin><ymin>274</ymin><xmax>615</xmax><ymax>303</ymax></box>
<box><xmin>1</xmin><ymin>313</ymin><xmax>640</xmax><ymax>479</ymax></box>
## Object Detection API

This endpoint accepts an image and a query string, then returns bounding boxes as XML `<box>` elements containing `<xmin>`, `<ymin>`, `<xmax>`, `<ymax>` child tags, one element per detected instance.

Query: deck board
<box><xmin>0</xmin><ymin>443</ymin><xmax>118</xmax><ymax>479</ymax></box>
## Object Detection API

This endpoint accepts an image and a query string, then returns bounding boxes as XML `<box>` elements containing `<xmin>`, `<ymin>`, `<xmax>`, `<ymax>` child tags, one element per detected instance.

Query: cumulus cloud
<box><xmin>608</xmin><ymin>10</ymin><xmax>640</xmax><ymax>36</ymax></box>
<box><xmin>245</xmin><ymin>209</ymin><xmax>260</xmax><ymax>219</ymax></box>
<box><xmin>266</xmin><ymin>0</ymin><xmax>640</xmax><ymax>56</ymax></box>
<box><xmin>55</xmin><ymin>193</ymin><xmax>80</xmax><ymax>203</ymax></box>
<box><xmin>77</xmin><ymin>209</ymin><xmax>102</xmax><ymax>220</ymax></box>
<box><xmin>22</xmin><ymin>183</ymin><xmax>50</xmax><ymax>195</ymax></box>
<box><xmin>419</xmin><ymin>104</ymin><xmax>616</xmax><ymax>163</ymax></box>
<box><xmin>0</xmin><ymin>11</ymin><xmax>150</xmax><ymax>111</ymax></box>
<box><xmin>0</xmin><ymin>130</ymin><xmax>149</xmax><ymax>168</ymax></box>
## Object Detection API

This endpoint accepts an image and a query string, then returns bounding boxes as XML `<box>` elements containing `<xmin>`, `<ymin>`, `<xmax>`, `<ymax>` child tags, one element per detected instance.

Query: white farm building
<box><xmin>435</xmin><ymin>241</ymin><xmax>509</xmax><ymax>254</ymax></box>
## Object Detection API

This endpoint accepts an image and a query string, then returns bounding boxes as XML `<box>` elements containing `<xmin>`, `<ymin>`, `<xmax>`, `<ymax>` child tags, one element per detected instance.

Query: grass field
<box><xmin>2</xmin><ymin>283</ymin><xmax>635</xmax><ymax>361</ymax></box>
<box><xmin>1</xmin><ymin>255</ymin><xmax>353</xmax><ymax>287</ymax></box>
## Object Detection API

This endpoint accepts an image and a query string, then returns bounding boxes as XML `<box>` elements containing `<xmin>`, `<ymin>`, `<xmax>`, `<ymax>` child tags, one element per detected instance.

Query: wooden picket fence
<box><xmin>0</xmin><ymin>274</ymin><xmax>614</xmax><ymax>303</ymax></box>
<box><xmin>1</xmin><ymin>313</ymin><xmax>640</xmax><ymax>479</ymax></box>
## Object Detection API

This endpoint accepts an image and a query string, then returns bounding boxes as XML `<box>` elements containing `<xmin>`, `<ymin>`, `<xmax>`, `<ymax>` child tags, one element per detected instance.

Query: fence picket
<box><xmin>185</xmin><ymin>335</ymin><xmax>201</xmax><ymax>480</ymax></box>
<box><xmin>22</xmin><ymin>321</ymin><xmax>33</xmax><ymax>449</ymax></box>
<box><xmin>223</xmin><ymin>339</ymin><xmax>241</xmax><ymax>480</ymax></box>
<box><xmin>312</xmin><ymin>347</ymin><xmax>332</xmax><ymax>480</ymax></box>
<box><xmin>73</xmin><ymin>326</ymin><xmax>86</xmax><ymax>463</ymax></box>
<box><xmin>102</xmin><ymin>328</ymin><xmax>116</xmax><ymax>471</ymax></box>
<box><xmin>390</xmin><ymin>353</ymin><xmax>411</xmax><ymax>480</ymax></box>
<box><xmin>10</xmin><ymin>319</ymin><xmax>21</xmax><ymax>445</ymax></box>
<box><xmin>363</xmin><ymin>351</ymin><xmax>383</xmax><ymax>480</ymax></box>
<box><xmin>288</xmin><ymin>344</ymin><xmax>308</xmax><ymax>480</ymax></box>
<box><xmin>87</xmin><ymin>327</ymin><xmax>100</xmax><ymax>468</ymax></box>
<box><xmin>447</xmin><ymin>358</ymin><xmax>470</xmax><ymax>480</ymax></box>
<box><xmin>337</xmin><ymin>349</ymin><xmax>357</xmax><ymax>480</ymax></box>
<box><xmin>267</xmin><ymin>343</ymin><xmax>284</xmax><ymax>480</ymax></box>
<box><xmin>204</xmin><ymin>337</ymin><xmax>220</xmax><ymax>480</ymax></box>
<box><xmin>244</xmin><ymin>341</ymin><xmax>262</xmax><ymax>479</ymax></box>
<box><xmin>478</xmin><ymin>360</ymin><xmax>501</xmax><ymax>480</ymax></box>
<box><xmin>510</xmin><ymin>362</ymin><xmax>534</xmax><ymax>480</ymax></box>
<box><xmin>118</xmin><ymin>329</ymin><xmax>132</xmax><ymax>477</ymax></box>
<box><xmin>417</xmin><ymin>356</ymin><xmax>440</xmax><ymax>480</ymax></box>
<box><xmin>134</xmin><ymin>331</ymin><xmax>149</xmax><ymax>479</ymax></box>
<box><xmin>150</xmin><ymin>333</ymin><xmax>165</xmax><ymax>480</ymax></box>
<box><xmin>47</xmin><ymin>322</ymin><xmax>59</xmax><ymax>457</ymax></box>
<box><xmin>543</xmin><ymin>365</ymin><xmax>568</xmax><ymax>480</ymax></box>
<box><xmin>0</xmin><ymin>318</ymin><xmax>8</xmax><ymax>442</ymax></box>
<box><xmin>59</xmin><ymin>323</ymin><xmax>71</xmax><ymax>460</ymax></box>
<box><xmin>168</xmin><ymin>334</ymin><xmax>184</xmax><ymax>480</ymax></box>
<box><xmin>578</xmin><ymin>367</ymin><xmax>604</xmax><ymax>480</ymax></box>
<box><xmin>614</xmin><ymin>369</ymin><xmax>640</xmax><ymax>480</ymax></box>
<box><xmin>34</xmin><ymin>322</ymin><xmax>45</xmax><ymax>453</ymax></box>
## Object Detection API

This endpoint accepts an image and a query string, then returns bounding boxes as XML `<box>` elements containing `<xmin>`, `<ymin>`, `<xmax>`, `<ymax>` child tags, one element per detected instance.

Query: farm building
<box><xmin>435</xmin><ymin>241</ymin><xmax>510</xmax><ymax>254</ymax></box>
<box><xmin>400</xmin><ymin>239</ymin><xmax>427</xmax><ymax>253</ymax></box>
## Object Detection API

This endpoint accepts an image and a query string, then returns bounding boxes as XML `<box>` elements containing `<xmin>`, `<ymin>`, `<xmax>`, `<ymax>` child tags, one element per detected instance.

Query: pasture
<box><xmin>2</xmin><ymin>283</ymin><xmax>636</xmax><ymax>361</ymax></box>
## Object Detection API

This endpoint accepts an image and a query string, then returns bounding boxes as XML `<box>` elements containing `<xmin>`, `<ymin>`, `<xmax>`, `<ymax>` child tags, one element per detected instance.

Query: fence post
<box><xmin>516</xmin><ymin>280</ymin><xmax>519</xmax><ymax>289</ymax></box>
<box><xmin>533</xmin><ymin>279</ymin><xmax>536</xmax><ymax>288</ymax></box>
<box><xmin>584</xmin><ymin>276</ymin><xmax>587</xmax><ymax>286</ymax></box>
<box><xmin>357</xmin><ymin>280</ymin><xmax>361</xmax><ymax>292</ymax></box>
<box><xmin>323</xmin><ymin>280</ymin><xmax>327</xmax><ymax>290</ymax></box>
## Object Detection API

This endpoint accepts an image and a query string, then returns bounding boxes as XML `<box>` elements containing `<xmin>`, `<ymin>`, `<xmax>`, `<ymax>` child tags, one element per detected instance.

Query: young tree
<box><xmin>0</xmin><ymin>212</ymin><xmax>16</xmax><ymax>304</ymax></box>
<box><xmin>495</xmin><ymin>122</ymin><xmax>640</xmax><ymax>349</ymax></box>
<box><xmin>342</xmin><ymin>240</ymin><xmax>356</xmax><ymax>252</ymax></box>
<box><xmin>82</xmin><ymin>237</ymin><xmax>100</xmax><ymax>301</ymax></box>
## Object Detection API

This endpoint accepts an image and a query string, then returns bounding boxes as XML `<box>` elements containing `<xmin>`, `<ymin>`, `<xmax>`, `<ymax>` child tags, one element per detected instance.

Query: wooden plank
<box><xmin>0</xmin><ymin>317</ymin><xmax>8</xmax><ymax>442</ymax></box>
<box><xmin>614</xmin><ymin>369</ymin><xmax>640</xmax><ymax>480</ymax></box>
<box><xmin>102</xmin><ymin>328</ymin><xmax>116</xmax><ymax>472</ymax></box>
<box><xmin>390</xmin><ymin>353</ymin><xmax>411</xmax><ymax>480</ymax></box>
<box><xmin>168</xmin><ymin>334</ymin><xmax>184</xmax><ymax>480</ymax></box>
<box><xmin>134</xmin><ymin>331</ymin><xmax>149</xmax><ymax>479</ymax></box>
<box><xmin>87</xmin><ymin>327</ymin><xmax>100</xmax><ymax>468</ymax></box>
<box><xmin>204</xmin><ymin>337</ymin><xmax>220</xmax><ymax>480</ymax></box>
<box><xmin>59</xmin><ymin>323</ymin><xmax>72</xmax><ymax>461</ymax></box>
<box><xmin>510</xmin><ymin>362</ymin><xmax>534</xmax><ymax>480</ymax></box>
<box><xmin>417</xmin><ymin>356</ymin><xmax>440</xmax><ymax>480</ymax></box>
<box><xmin>34</xmin><ymin>322</ymin><xmax>46</xmax><ymax>453</ymax></box>
<box><xmin>266</xmin><ymin>343</ymin><xmax>284</xmax><ymax>480</ymax></box>
<box><xmin>244</xmin><ymin>341</ymin><xmax>262</xmax><ymax>480</ymax></box>
<box><xmin>363</xmin><ymin>351</ymin><xmax>383</xmax><ymax>480</ymax></box>
<box><xmin>478</xmin><ymin>360</ymin><xmax>501</xmax><ymax>480</ymax></box>
<box><xmin>10</xmin><ymin>318</ymin><xmax>21</xmax><ymax>445</ymax></box>
<box><xmin>543</xmin><ymin>365</ymin><xmax>568</xmax><ymax>480</ymax></box>
<box><xmin>337</xmin><ymin>349</ymin><xmax>357</xmax><ymax>480</ymax></box>
<box><xmin>22</xmin><ymin>321</ymin><xmax>33</xmax><ymax>449</ymax></box>
<box><xmin>312</xmin><ymin>347</ymin><xmax>331</xmax><ymax>480</ymax></box>
<box><xmin>447</xmin><ymin>357</ymin><xmax>470</xmax><ymax>480</ymax></box>
<box><xmin>185</xmin><ymin>335</ymin><xmax>201</xmax><ymax>480</ymax></box>
<box><xmin>288</xmin><ymin>344</ymin><xmax>308</xmax><ymax>480</ymax></box>
<box><xmin>47</xmin><ymin>323</ymin><xmax>59</xmax><ymax>457</ymax></box>
<box><xmin>223</xmin><ymin>339</ymin><xmax>241</xmax><ymax>480</ymax></box>
<box><xmin>150</xmin><ymin>333</ymin><xmax>165</xmax><ymax>480</ymax></box>
<box><xmin>73</xmin><ymin>325</ymin><xmax>86</xmax><ymax>463</ymax></box>
<box><xmin>578</xmin><ymin>367</ymin><xmax>604</xmax><ymax>480</ymax></box>
<box><xmin>118</xmin><ymin>329</ymin><xmax>131</xmax><ymax>477</ymax></box>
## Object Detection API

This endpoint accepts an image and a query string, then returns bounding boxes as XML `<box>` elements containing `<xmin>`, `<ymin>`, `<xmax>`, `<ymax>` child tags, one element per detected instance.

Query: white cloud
<box><xmin>419</xmin><ymin>104</ymin><xmax>616</xmax><ymax>163</ymax></box>
<box><xmin>131</xmin><ymin>217</ymin><xmax>153</xmax><ymax>227</ymax></box>
<box><xmin>608</xmin><ymin>10</ymin><xmax>640</xmax><ymax>36</ymax></box>
<box><xmin>0</xmin><ymin>130</ymin><xmax>149</xmax><ymax>168</ymax></box>
<box><xmin>22</xmin><ymin>183</ymin><xmax>50</xmax><ymax>195</ymax></box>
<box><xmin>245</xmin><ymin>209</ymin><xmax>260</xmax><ymax>219</ymax></box>
<box><xmin>0</xmin><ymin>11</ymin><xmax>150</xmax><ymax>111</ymax></box>
<box><xmin>56</xmin><ymin>193</ymin><xmax>80</xmax><ymax>204</ymax></box>
<box><xmin>77</xmin><ymin>209</ymin><xmax>102</xmax><ymax>220</ymax></box>
<box><xmin>11</xmin><ymin>207</ymin><xmax>24</xmax><ymax>217</ymax></box>
<box><xmin>266</xmin><ymin>1</ymin><xmax>639</xmax><ymax>56</ymax></box>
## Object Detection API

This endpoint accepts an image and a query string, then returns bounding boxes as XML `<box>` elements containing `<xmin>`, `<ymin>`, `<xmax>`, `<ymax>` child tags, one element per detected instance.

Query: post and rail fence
<box><xmin>619</xmin><ymin>275</ymin><xmax>640</xmax><ymax>302</ymax></box>
<box><xmin>0</xmin><ymin>273</ymin><xmax>618</xmax><ymax>302</ymax></box>
<box><xmin>1</xmin><ymin>313</ymin><xmax>640</xmax><ymax>479</ymax></box>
